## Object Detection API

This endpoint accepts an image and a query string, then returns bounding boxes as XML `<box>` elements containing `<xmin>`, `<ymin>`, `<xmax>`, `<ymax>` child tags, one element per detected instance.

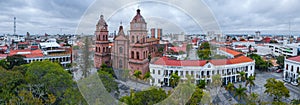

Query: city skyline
<box><xmin>1</xmin><ymin>0</ymin><xmax>300</xmax><ymax>35</ymax></box>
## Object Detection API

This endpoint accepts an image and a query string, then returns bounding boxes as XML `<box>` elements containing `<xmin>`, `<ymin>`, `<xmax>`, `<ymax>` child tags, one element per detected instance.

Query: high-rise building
<box><xmin>151</xmin><ymin>28</ymin><xmax>156</xmax><ymax>38</ymax></box>
<box><xmin>157</xmin><ymin>28</ymin><xmax>162</xmax><ymax>40</ymax></box>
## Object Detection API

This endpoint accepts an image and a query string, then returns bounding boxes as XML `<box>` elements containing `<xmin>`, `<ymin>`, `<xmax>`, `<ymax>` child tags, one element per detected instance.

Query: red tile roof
<box><xmin>170</xmin><ymin>44</ymin><xmax>187</xmax><ymax>53</ymax></box>
<box><xmin>9</xmin><ymin>49</ymin><xmax>44</xmax><ymax>58</ymax></box>
<box><xmin>18</xmin><ymin>42</ymin><xmax>30</xmax><ymax>45</ymax></box>
<box><xmin>152</xmin><ymin>57</ymin><xmax>207</xmax><ymax>66</ymax></box>
<box><xmin>287</xmin><ymin>56</ymin><xmax>300</xmax><ymax>62</ymax></box>
<box><xmin>219</xmin><ymin>47</ymin><xmax>243</xmax><ymax>57</ymax></box>
<box><xmin>0</xmin><ymin>54</ymin><xmax>7</xmax><ymax>58</ymax></box>
<box><xmin>152</xmin><ymin>56</ymin><xmax>253</xmax><ymax>66</ymax></box>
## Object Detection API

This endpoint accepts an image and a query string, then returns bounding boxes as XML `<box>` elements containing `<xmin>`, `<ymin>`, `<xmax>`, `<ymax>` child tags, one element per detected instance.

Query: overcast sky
<box><xmin>0</xmin><ymin>0</ymin><xmax>300</xmax><ymax>35</ymax></box>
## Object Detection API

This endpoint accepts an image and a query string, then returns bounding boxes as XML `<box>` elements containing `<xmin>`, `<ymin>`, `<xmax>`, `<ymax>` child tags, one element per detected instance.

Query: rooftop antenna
<box><xmin>14</xmin><ymin>17</ymin><xmax>16</xmax><ymax>35</ymax></box>
<box><xmin>289</xmin><ymin>20</ymin><xmax>291</xmax><ymax>43</ymax></box>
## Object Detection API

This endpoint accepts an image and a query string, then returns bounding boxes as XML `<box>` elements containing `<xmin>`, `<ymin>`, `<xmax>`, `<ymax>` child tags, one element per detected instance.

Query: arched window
<box><xmin>119</xmin><ymin>59</ymin><xmax>123</xmax><ymax>68</ymax></box>
<box><xmin>297</xmin><ymin>67</ymin><xmax>299</xmax><ymax>73</ymax></box>
<box><xmin>119</xmin><ymin>47</ymin><xmax>123</xmax><ymax>53</ymax></box>
<box><xmin>286</xmin><ymin>64</ymin><xmax>288</xmax><ymax>70</ymax></box>
<box><xmin>131</xmin><ymin>51</ymin><xmax>134</xmax><ymax>59</ymax></box>
<box><xmin>291</xmin><ymin>65</ymin><xmax>294</xmax><ymax>72</ymax></box>
<box><xmin>208</xmin><ymin>65</ymin><xmax>211</xmax><ymax>68</ymax></box>
<box><xmin>131</xmin><ymin>36</ymin><xmax>134</xmax><ymax>43</ymax></box>
<box><xmin>136</xmin><ymin>52</ymin><xmax>139</xmax><ymax>59</ymax></box>
<box><xmin>103</xmin><ymin>47</ymin><xmax>105</xmax><ymax>53</ymax></box>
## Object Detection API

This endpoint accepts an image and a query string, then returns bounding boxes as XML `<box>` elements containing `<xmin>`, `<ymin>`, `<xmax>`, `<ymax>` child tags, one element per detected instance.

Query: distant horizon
<box><xmin>2</xmin><ymin>31</ymin><xmax>300</xmax><ymax>36</ymax></box>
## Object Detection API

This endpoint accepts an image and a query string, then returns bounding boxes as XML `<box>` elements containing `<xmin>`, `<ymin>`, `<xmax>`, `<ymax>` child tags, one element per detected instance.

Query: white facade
<box><xmin>283</xmin><ymin>57</ymin><xmax>300</xmax><ymax>85</ymax></box>
<box><xmin>232</xmin><ymin>41</ymin><xmax>256</xmax><ymax>48</ymax></box>
<box><xmin>150</xmin><ymin>60</ymin><xmax>255</xmax><ymax>87</ymax></box>
<box><xmin>24</xmin><ymin>55</ymin><xmax>71</xmax><ymax>67</ymax></box>
<box><xmin>255</xmin><ymin>46</ymin><xmax>272</xmax><ymax>56</ymax></box>
<box><xmin>265</xmin><ymin>43</ymin><xmax>299</xmax><ymax>57</ymax></box>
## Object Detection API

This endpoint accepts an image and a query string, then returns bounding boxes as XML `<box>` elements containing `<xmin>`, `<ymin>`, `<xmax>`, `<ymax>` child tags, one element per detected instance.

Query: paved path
<box><xmin>213</xmin><ymin>88</ymin><xmax>238</xmax><ymax>105</ymax></box>
<box><xmin>123</xmin><ymin>80</ymin><xmax>151</xmax><ymax>91</ymax></box>
<box><xmin>188</xmin><ymin>49</ymin><xmax>199</xmax><ymax>60</ymax></box>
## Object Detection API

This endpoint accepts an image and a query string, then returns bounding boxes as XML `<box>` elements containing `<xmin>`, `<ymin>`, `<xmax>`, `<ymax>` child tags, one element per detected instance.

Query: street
<box><xmin>188</xmin><ymin>48</ymin><xmax>199</xmax><ymax>60</ymax></box>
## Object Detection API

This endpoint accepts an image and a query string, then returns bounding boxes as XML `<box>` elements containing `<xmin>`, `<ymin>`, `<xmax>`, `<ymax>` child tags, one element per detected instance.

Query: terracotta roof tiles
<box><xmin>287</xmin><ymin>56</ymin><xmax>300</xmax><ymax>62</ymax></box>
<box><xmin>152</xmin><ymin>56</ymin><xmax>253</xmax><ymax>67</ymax></box>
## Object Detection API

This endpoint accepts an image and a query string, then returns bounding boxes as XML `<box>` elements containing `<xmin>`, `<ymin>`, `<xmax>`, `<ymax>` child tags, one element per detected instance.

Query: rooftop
<box><xmin>152</xmin><ymin>55</ymin><xmax>253</xmax><ymax>67</ymax></box>
<box><xmin>40</xmin><ymin>42</ymin><xmax>60</xmax><ymax>48</ymax></box>
<box><xmin>9</xmin><ymin>49</ymin><xmax>44</xmax><ymax>58</ymax></box>
<box><xmin>287</xmin><ymin>56</ymin><xmax>300</xmax><ymax>62</ymax></box>
<box><xmin>219</xmin><ymin>47</ymin><xmax>243</xmax><ymax>57</ymax></box>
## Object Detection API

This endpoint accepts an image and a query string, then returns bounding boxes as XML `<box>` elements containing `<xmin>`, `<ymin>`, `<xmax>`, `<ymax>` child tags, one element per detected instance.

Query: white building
<box><xmin>217</xmin><ymin>48</ymin><xmax>243</xmax><ymax>58</ymax></box>
<box><xmin>265</xmin><ymin>43</ymin><xmax>300</xmax><ymax>57</ymax></box>
<box><xmin>232</xmin><ymin>40</ymin><xmax>256</xmax><ymax>48</ymax></box>
<box><xmin>255</xmin><ymin>45</ymin><xmax>272</xmax><ymax>56</ymax></box>
<box><xmin>150</xmin><ymin>48</ymin><xmax>255</xmax><ymax>87</ymax></box>
<box><xmin>9</xmin><ymin>49</ymin><xmax>72</xmax><ymax>67</ymax></box>
<box><xmin>283</xmin><ymin>56</ymin><xmax>300</xmax><ymax>86</ymax></box>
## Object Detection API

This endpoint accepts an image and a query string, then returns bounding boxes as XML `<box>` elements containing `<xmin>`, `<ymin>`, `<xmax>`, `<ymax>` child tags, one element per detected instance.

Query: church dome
<box><xmin>96</xmin><ymin>15</ymin><xmax>108</xmax><ymax>30</ymax></box>
<box><xmin>131</xmin><ymin>9</ymin><xmax>146</xmax><ymax>23</ymax></box>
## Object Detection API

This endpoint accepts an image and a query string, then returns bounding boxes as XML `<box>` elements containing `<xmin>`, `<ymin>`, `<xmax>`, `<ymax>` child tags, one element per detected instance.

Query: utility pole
<box><xmin>14</xmin><ymin>17</ymin><xmax>16</xmax><ymax>35</ymax></box>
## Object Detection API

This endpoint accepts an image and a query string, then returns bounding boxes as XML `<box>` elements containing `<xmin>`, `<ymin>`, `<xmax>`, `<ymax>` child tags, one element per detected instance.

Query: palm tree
<box><xmin>133</xmin><ymin>70</ymin><xmax>142</xmax><ymax>88</ymax></box>
<box><xmin>239</xmin><ymin>71</ymin><xmax>246</xmax><ymax>82</ymax></box>
<box><xmin>197</xmin><ymin>79</ymin><xmax>206</xmax><ymax>89</ymax></box>
<box><xmin>225</xmin><ymin>82</ymin><xmax>235</xmax><ymax>93</ymax></box>
<box><xmin>234</xmin><ymin>84</ymin><xmax>247</xmax><ymax>101</ymax></box>
<box><xmin>120</xmin><ymin>89</ymin><xmax>135</xmax><ymax>105</ymax></box>
<box><xmin>245</xmin><ymin>75</ymin><xmax>255</xmax><ymax>93</ymax></box>
<box><xmin>170</xmin><ymin>73</ymin><xmax>180</xmax><ymax>88</ymax></box>
<box><xmin>212</xmin><ymin>74</ymin><xmax>222</xmax><ymax>88</ymax></box>
<box><xmin>133</xmin><ymin>70</ymin><xmax>142</xmax><ymax>80</ymax></box>
<box><xmin>143</xmin><ymin>72</ymin><xmax>151</xmax><ymax>82</ymax></box>
<box><xmin>248</xmin><ymin>92</ymin><xmax>259</xmax><ymax>104</ymax></box>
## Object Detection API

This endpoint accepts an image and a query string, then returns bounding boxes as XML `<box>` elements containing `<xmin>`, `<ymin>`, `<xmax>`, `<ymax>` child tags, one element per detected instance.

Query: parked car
<box><xmin>291</xmin><ymin>82</ymin><xmax>299</xmax><ymax>86</ymax></box>
<box><xmin>276</xmin><ymin>69</ymin><xmax>283</xmax><ymax>73</ymax></box>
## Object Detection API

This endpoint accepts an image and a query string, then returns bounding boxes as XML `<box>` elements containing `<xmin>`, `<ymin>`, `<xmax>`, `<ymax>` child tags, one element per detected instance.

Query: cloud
<box><xmin>0</xmin><ymin>0</ymin><xmax>299</xmax><ymax>35</ymax></box>
<box><xmin>204</xmin><ymin>0</ymin><xmax>300</xmax><ymax>34</ymax></box>
<box><xmin>0</xmin><ymin>0</ymin><xmax>94</xmax><ymax>35</ymax></box>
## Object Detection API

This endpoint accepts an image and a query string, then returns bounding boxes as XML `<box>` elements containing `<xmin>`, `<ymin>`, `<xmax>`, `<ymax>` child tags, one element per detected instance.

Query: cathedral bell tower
<box><xmin>94</xmin><ymin>15</ymin><xmax>111</xmax><ymax>68</ymax></box>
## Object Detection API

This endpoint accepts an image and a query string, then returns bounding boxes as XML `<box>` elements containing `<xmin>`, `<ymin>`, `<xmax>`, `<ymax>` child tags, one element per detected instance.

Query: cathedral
<box><xmin>94</xmin><ymin>9</ymin><xmax>160</xmax><ymax>75</ymax></box>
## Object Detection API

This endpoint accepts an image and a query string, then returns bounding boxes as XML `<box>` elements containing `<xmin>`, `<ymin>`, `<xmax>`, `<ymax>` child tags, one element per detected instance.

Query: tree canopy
<box><xmin>97</xmin><ymin>70</ymin><xmax>118</xmax><ymax>93</ymax></box>
<box><xmin>264</xmin><ymin>78</ymin><xmax>290</xmax><ymax>102</ymax></box>
<box><xmin>248</xmin><ymin>54</ymin><xmax>272</xmax><ymax>71</ymax></box>
<box><xmin>197</xmin><ymin>42</ymin><xmax>211</xmax><ymax>60</ymax></box>
<box><xmin>276</xmin><ymin>55</ymin><xmax>284</xmax><ymax>68</ymax></box>
<box><xmin>0</xmin><ymin>60</ymin><xmax>87</xmax><ymax>104</ymax></box>
<box><xmin>120</xmin><ymin>88</ymin><xmax>167</xmax><ymax>105</ymax></box>
<box><xmin>170</xmin><ymin>72</ymin><xmax>180</xmax><ymax>88</ymax></box>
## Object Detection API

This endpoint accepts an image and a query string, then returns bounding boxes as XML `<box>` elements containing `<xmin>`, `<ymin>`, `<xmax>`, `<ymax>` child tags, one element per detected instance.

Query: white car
<box><xmin>291</xmin><ymin>82</ymin><xmax>299</xmax><ymax>86</ymax></box>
